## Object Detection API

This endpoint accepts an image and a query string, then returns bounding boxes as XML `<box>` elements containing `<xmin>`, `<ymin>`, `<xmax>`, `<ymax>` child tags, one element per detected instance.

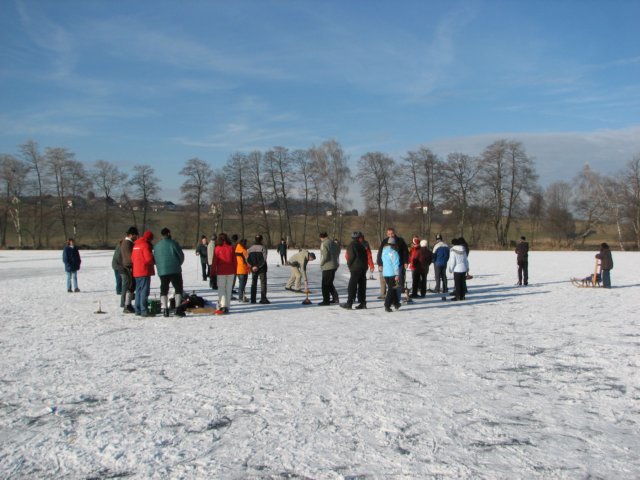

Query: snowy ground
<box><xmin>0</xmin><ymin>248</ymin><xmax>638</xmax><ymax>479</ymax></box>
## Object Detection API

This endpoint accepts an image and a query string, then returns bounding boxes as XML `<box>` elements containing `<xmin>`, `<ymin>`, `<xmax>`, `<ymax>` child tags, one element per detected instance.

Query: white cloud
<box><xmin>428</xmin><ymin>126</ymin><xmax>640</xmax><ymax>184</ymax></box>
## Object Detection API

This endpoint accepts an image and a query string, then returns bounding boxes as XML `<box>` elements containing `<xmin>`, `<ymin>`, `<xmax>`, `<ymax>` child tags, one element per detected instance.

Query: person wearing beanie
<box><xmin>381</xmin><ymin>236</ymin><xmax>401</xmax><ymax>312</ymax></box>
<box><xmin>515</xmin><ymin>236</ymin><xmax>529</xmax><ymax>286</ymax></box>
<box><xmin>432</xmin><ymin>233</ymin><xmax>450</xmax><ymax>293</ymax></box>
<box><xmin>153</xmin><ymin>227</ymin><xmax>185</xmax><ymax>317</ymax></box>
<box><xmin>376</xmin><ymin>227</ymin><xmax>409</xmax><ymax>303</ymax></box>
<box><xmin>341</xmin><ymin>231</ymin><xmax>368</xmax><ymax>310</ymax></box>
<box><xmin>131</xmin><ymin>230</ymin><xmax>155</xmax><ymax>316</ymax></box>
<box><xmin>213</xmin><ymin>232</ymin><xmax>238</xmax><ymax>314</ymax></box>
<box><xmin>595</xmin><ymin>242</ymin><xmax>613</xmax><ymax>288</ymax></box>
<box><xmin>118</xmin><ymin>226</ymin><xmax>139</xmax><ymax>313</ymax></box>
<box><xmin>410</xmin><ymin>239</ymin><xmax>433</xmax><ymax>298</ymax></box>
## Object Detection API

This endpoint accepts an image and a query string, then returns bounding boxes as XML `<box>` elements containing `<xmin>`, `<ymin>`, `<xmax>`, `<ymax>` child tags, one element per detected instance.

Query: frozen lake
<box><xmin>1</xmin><ymin>248</ymin><xmax>638</xmax><ymax>479</ymax></box>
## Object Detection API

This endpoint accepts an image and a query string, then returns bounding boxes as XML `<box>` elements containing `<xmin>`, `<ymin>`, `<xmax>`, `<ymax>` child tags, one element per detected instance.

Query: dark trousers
<box><xmin>160</xmin><ymin>273</ymin><xmax>184</xmax><ymax>296</ymax></box>
<box><xmin>237</xmin><ymin>274</ymin><xmax>248</xmax><ymax>298</ymax></box>
<box><xmin>114</xmin><ymin>269</ymin><xmax>122</xmax><ymax>295</ymax></box>
<box><xmin>601</xmin><ymin>269</ymin><xmax>611</xmax><ymax>288</ymax></box>
<box><xmin>120</xmin><ymin>269</ymin><xmax>135</xmax><ymax>307</ymax></box>
<box><xmin>411</xmin><ymin>269</ymin><xmax>427</xmax><ymax>296</ymax></box>
<box><xmin>517</xmin><ymin>260</ymin><xmax>528</xmax><ymax>285</ymax></box>
<box><xmin>321</xmin><ymin>269</ymin><xmax>339</xmax><ymax>303</ymax></box>
<box><xmin>384</xmin><ymin>276</ymin><xmax>400</xmax><ymax>309</ymax></box>
<box><xmin>453</xmin><ymin>272</ymin><xmax>467</xmax><ymax>300</ymax></box>
<box><xmin>347</xmin><ymin>269</ymin><xmax>367</xmax><ymax>305</ymax></box>
<box><xmin>200</xmin><ymin>262</ymin><xmax>209</xmax><ymax>280</ymax></box>
<box><xmin>434</xmin><ymin>265</ymin><xmax>448</xmax><ymax>293</ymax></box>
<box><xmin>250</xmin><ymin>271</ymin><xmax>267</xmax><ymax>302</ymax></box>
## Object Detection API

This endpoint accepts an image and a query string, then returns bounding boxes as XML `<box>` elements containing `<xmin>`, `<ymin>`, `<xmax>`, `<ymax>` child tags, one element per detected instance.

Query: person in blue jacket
<box><xmin>62</xmin><ymin>238</ymin><xmax>81</xmax><ymax>292</ymax></box>
<box><xmin>381</xmin><ymin>237</ymin><xmax>401</xmax><ymax>312</ymax></box>
<box><xmin>432</xmin><ymin>233</ymin><xmax>450</xmax><ymax>293</ymax></box>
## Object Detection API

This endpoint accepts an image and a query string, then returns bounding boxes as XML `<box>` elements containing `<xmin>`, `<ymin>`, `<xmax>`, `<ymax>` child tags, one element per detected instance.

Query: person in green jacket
<box><xmin>153</xmin><ymin>227</ymin><xmax>185</xmax><ymax>317</ymax></box>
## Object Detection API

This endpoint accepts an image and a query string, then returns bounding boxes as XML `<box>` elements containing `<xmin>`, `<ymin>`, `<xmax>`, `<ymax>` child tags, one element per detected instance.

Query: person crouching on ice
<box><xmin>285</xmin><ymin>249</ymin><xmax>316</xmax><ymax>293</ymax></box>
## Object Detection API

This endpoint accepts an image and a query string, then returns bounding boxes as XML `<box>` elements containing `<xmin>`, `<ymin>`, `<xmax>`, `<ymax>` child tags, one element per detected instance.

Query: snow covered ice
<box><xmin>1</xmin><ymin>249</ymin><xmax>638</xmax><ymax>479</ymax></box>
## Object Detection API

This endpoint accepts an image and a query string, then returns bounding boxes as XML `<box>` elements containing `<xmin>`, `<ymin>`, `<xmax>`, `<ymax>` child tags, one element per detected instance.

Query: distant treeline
<box><xmin>1</xmin><ymin>138</ymin><xmax>639</xmax><ymax>250</ymax></box>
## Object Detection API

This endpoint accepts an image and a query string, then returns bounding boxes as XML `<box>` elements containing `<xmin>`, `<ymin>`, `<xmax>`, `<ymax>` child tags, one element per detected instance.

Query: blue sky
<box><xmin>1</xmin><ymin>0</ymin><xmax>639</xmax><ymax>203</ymax></box>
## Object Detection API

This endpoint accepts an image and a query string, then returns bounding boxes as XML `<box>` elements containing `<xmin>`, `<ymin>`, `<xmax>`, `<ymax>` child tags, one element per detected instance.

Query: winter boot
<box><xmin>340</xmin><ymin>302</ymin><xmax>353</xmax><ymax>310</ymax></box>
<box><xmin>174</xmin><ymin>294</ymin><xmax>185</xmax><ymax>317</ymax></box>
<box><xmin>355</xmin><ymin>303</ymin><xmax>367</xmax><ymax>310</ymax></box>
<box><xmin>161</xmin><ymin>295</ymin><xmax>169</xmax><ymax>317</ymax></box>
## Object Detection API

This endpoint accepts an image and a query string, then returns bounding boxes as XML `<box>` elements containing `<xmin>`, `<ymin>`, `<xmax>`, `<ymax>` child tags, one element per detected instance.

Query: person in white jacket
<box><xmin>448</xmin><ymin>237</ymin><xmax>469</xmax><ymax>301</ymax></box>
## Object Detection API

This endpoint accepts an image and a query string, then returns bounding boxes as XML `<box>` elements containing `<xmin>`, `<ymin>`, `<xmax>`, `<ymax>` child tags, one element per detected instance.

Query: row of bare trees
<box><xmin>0</xmin><ymin>140</ymin><xmax>160</xmax><ymax>247</ymax></box>
<box><xmin>2</xmin><ymin>137</ymin><xmax>640</xmax><ymax>249</ymax></box>
<box><xmin>356</xmin><ymin>140</ymin><xmax>640</xmax><ymax>249</ymax></box>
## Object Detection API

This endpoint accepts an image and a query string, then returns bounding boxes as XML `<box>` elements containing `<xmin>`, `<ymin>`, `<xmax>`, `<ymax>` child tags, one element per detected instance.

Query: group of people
<box><xmin>63</xmin><ymin>225</ymin><xmax>616</xmax><ymax>316</ymax></box>
<box><xmin>317</xmin><ymin>228</ymin><xmax>473</xmax><ymax>313</ymax></box>
<box><xmin>112</xmin><ymin>226</ymin><xmax>185</xmax><ymax>317</ymax></box>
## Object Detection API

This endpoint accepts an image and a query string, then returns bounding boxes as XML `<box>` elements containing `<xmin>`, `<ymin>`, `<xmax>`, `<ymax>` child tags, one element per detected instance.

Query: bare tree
<box><xmin>618</xmin><ymin>155</ymin><xmax>640</xmax><ymax>249</ymax></box>
<box><xmin>92</xmin><ymin>160</ymin><xmax>127</xmax><ymax>245</ymax></box>
<box><xmin>402</xmin><ymin>147</ymin><xmax>441</xmax><ymax>239</ymax></box>
<box><xmin>45</xmin><ymin>147</ymin><xmax>78</xmax><ymax>239</ymax></box>
<box><xmin>223</xmin><ymin>153</ymin><xmax>249</xmax><ymax>239</ymax></box>
<box><xmin>311</xmin><ymin>139</ymin><xmax>351</xmax><ymax>238</ymax></box>
<box><xmin>478</xmin><ymin>140</ymin><xmax>538</xmax><ymax>246</ymax></box>
<box><xmin>441</xmin><ymin>152</ymin><xmax>479</xmax><ymax>238</ymax></box>
<box><xmin>0</xmin><ymin>155</ymin><xmax>30</xmax><ymax>247</ymax></box>
<box><xmin>269</xmin><ymin>146</ymin><xmax>294</xmax><ymax>244</ymax></box>
<box><xmin>572</xmin><ymin>164</ymin><xmax>608</xmax><ymax>245</ymax></box>
<box><xmin>246</xmin><ymin>151</ymin><xmax>272</xmax><ymax>245</ymax></box>
<box><xmin>129</xmin><ymin>164</ymin><xmax>160</xmax><ymax>231</ymax></box>
<box><xmin>264</xmin><ymin>148</ymin><xmax>285</xmax><ymax>241</ymax></box>
<box><xmin>544</xmin><ymin>181</ymin><xmax>575</xmax><ymax>247</ymax></box>
<box><xmin>19</xmin><ymin>140</ymin><xmax>46</xmax><ymax>247</ymax></box>
<box><xmin>357</xmin><ymin>152</ymin><xmax>397</xmax><ymax>244</ymax></box>
<box><xmin>527</xmin><ymin>186</ymin><xmax>545</xmax><ymax>246</ymax></box>
<box><xmin>180</xmin><ymin>157</ymin><xmax>213</xmax><ymax>246</ymax></box>
<box><xmin>209</xmin><ymin>169</ymin><xmax>227</xmax><ymax>234</ymax></box>
<box><xmin>66</xmin><ymin>160</ymin><xmax>91</xmax><ymax>238</ymax></box>
<box><xmin>293</xmin><ymin>149</ymin><xmax>314</xmax><ymax>247</ymax></box>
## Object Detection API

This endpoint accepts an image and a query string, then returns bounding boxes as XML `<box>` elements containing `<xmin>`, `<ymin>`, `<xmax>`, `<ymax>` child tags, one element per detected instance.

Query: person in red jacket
<box><xmin>212</xmin><ymin>233</ymin><xmax>237</xmax><ymax>314</ymax></box>
<box><xmin>132</xmin><ymin>230</ymin><xmax>155</xmax><ymax>316</ymax></box>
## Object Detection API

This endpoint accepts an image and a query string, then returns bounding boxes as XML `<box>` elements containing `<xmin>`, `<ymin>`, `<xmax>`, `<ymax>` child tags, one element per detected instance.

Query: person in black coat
<box><xmin>195</xmin><ymin>235</ymin><xmax>209</xmax><ymax>281</ymax></box>
<box><xmin>596</xmin><ymin>242</ymin><xmax>614</xmax><ymax>288</ymax></box>
<box><xmin>515</xmin><ymin>236</ymin><xmax>529</xmax><ymax>286</ymax></box>
<box><xmin>341</xmin><ymin>232</ymin><xmax>369</xmax><ymax>310</ymax></box>
<box><xmin>62</xmin><ymin>238</ymin><xmax>81</xmax><ymax>292</ymax></box>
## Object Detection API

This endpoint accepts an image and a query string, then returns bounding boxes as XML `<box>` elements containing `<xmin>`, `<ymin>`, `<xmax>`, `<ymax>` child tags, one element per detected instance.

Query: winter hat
<box><xmin>435</xmin><ymin>233</ymin><xmax>442</xmax><ymax>241</ymax></box>
<box><xmin>127</xmin><ymin>226</ymin><xmax>139</xmax><ymax>236</ymax></box>
<box><xmin>412</xmin><ymin>235</ymin><xmax>419</xmax><ymax>244</ymax></box>
<box><xmin>352</xmin><ymin>231</ymin><xmax>363</xmax><ymax>239</ymax></box>
<box><xmin>387</xmin><ymin>237</ymin><xmax>396</xmax><ymax>245</ymax></box>
<box><xmin>160</xmin><ymin>227</ymin><xmax>171</xmax><ymax>237</ymax></box>
<box><xmin>420</xmin><ymin>240</ymin><xmax>428</xmax><ymax>247</ymax></box>
<box><xmin>255</xmin><ymin>234</ymin><xmax>263</xmax><ymax>244</ymax></box>
<box><xmin>452</xmin><ymin>237</ymin><xmax>461</xmax><ymax>246</ymax></box>
<box><xmin>143</xmin><ymin>230</ymin><xmax>154</xmax><ymax>241</ymax></box>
